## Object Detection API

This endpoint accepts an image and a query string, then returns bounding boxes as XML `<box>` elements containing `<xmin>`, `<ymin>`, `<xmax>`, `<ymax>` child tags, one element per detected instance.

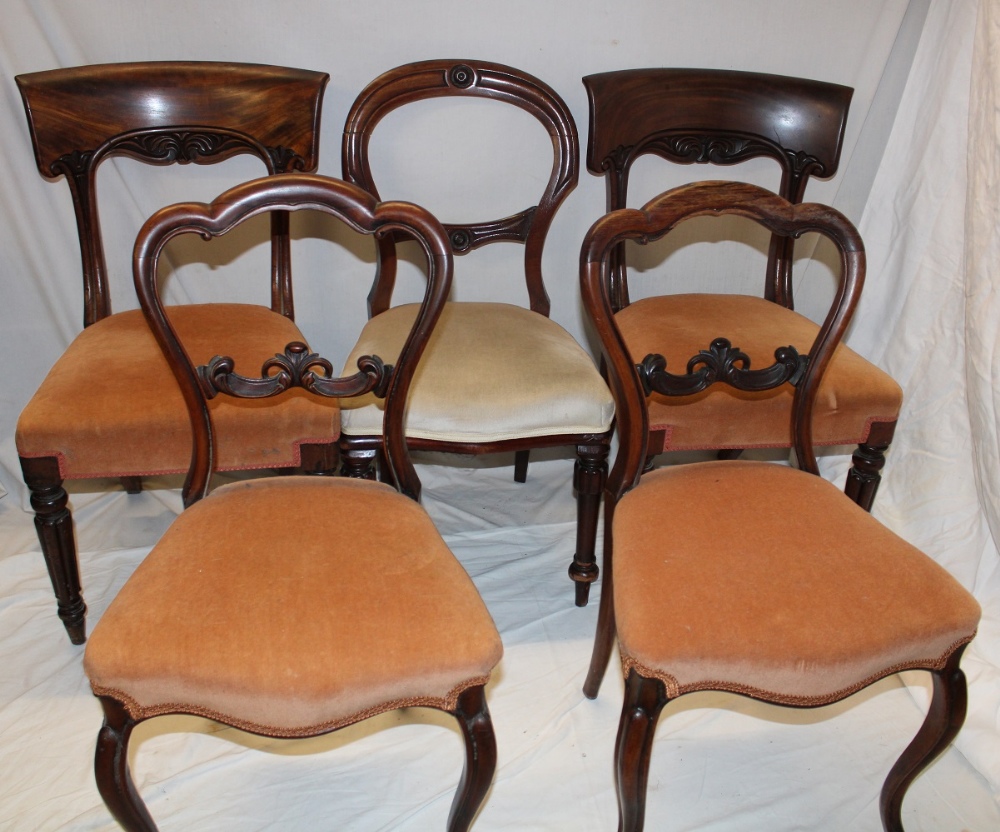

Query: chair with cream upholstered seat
<box><xmin>15</xmin><ymin>61</ymin><xmax>335</xmax><ymax>644</ymax></box>
<box><xmin>582</xmin><ymin>68</ymin><xmax>903</xmax><ymax>510</ymax></box>
<box><xmin>83</xmin><ymin>173</ymin><xmax>502</xmax><ymax>831</ymax></box>
<box><xmin>579</xmin><ymin>180</ymin><xmax>980</xmax><ymax>831</ymax></box>
<box><xmin>340</xmin><ymin>59</ymin><xmax>615</xmax><ymax>606</ymax></box>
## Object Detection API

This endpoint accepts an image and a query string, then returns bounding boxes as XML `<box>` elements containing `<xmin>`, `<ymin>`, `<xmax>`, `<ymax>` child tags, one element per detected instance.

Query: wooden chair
<box><xmin>15</xmin><ymin>62</ymin><xmax>334</xmax><ymax>644</ymax></box>
<box><xmin>580</xmin><ymin>181</ymin><xmax>980</xmax><ymax>831</ymax></box>
<box><xmin>341</xmin><ymin>60</ymin><xmax>615</xmax><ymax>605</ymax></box>
<box><xmin>83</xmin><ymin>174</ymin><xmax>503</xmax><ymax>831</ymax></box>
<box><xmin>583</xmin><ymin>68</ymin><xmax>903</xmax><ymax>510</ymax></box>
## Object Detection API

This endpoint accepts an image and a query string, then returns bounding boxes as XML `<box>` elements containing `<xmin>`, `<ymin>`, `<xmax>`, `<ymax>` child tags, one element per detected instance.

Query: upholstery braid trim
<box><xmin>90</xmin><ymin>675</ymin><xmax>492</xmax><ymax>737</ymax></box>
<box><xmin>619</xmin><ymin>634</ymin><xmax>976</xmax><ymax>707</ymax></box>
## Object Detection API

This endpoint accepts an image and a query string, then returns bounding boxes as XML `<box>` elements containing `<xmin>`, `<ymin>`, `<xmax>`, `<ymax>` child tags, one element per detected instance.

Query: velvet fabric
<box><xmin>84</xmin><ymin>476</ymin><xmax>503</xmax><ymax>736</ymax></box>
<box><xmin>16</xmin><ymin>304</ymin><xmax>339</xmax><ymax>478</ymax></box>
<box><xmin>613</xmin><ymin>460</ymin><xmax>981</xmax><ymax>705</ymax></box>
<box><xmin>615</xmin><ymin>294</ymin><xmax>903</xmax><ymax>449</ymax></box>
<box><xmin>339</xmin><ymin>302</ymin><xmax>615</xmax><ymax>442</ymax></box>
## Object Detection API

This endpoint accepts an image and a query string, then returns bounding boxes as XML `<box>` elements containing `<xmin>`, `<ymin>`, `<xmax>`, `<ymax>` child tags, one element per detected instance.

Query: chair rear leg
<box><xmin>21</xmin><ymin>455</ymin><xmax>86</xmax><ymax>644</ymax></box>
<box><xmin>299</xmin><ymin>441</ymin><xmax>340</xmax><ymax>476</ymax></box>
<box><xmin>584</xmin><ymin>512</ymin><xmax>617</xmax><ymax>699</ymax></box>
<box><xmin>846</xmin><ymin>421</ymin><xmax>896</xmax><ymax>512</ymax></box>
<box><xmin>513</xmin><ymin>449</ymin><xmax>530</xmax><ymax>483</ymax></box>
<box><xmin>95</xmin><ymin>696</ymin><xmax>157</xmax><ymax>831</ymax></box>
<box><xmin>879</xmin><ymin>647</ymin><xmax>968</xmax><ymax>832</ymax></box>
<box><xmin>616</xmin><ymin>669</ymin><xmax>669</xmax><ymax>832</ymax></box>
<box><xmin>569</xmin><ymin>440</ymin><xmax>609</xmax><ymax>606</ymax></box>
<box><xmin>121</xmin><ymin>477</ymin><xmax>143</xmax><ymax>494</ymax></box>
<box><xmin>447</xmin><ymin>685</ymin><xmax>497</xmax><ymax>832</ymax></box>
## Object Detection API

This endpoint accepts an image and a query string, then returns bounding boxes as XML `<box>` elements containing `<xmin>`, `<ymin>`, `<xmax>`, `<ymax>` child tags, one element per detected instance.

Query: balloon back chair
<box><xmin>579</xmin><ymin>181</ymin><xmax>979</xmax><ymax>831</ymax></box>
<box><xmin>341</xmin><ymin>60</ymin><xmax>615</xmax><ymax>605</ymax></box>
<box><xmin>15</xmin><ymin>61</ymin><xmax>335</xmax><ymax>643</ymax></box>
<box><xmin>582</xmin><ymin>68</ymin><xmax>902</xmax><ymax>510</ymax></box>
<box><xmin>83</xmin><ymin>174</ymin><xmax>503</xmax><ymax>831</ymax></box>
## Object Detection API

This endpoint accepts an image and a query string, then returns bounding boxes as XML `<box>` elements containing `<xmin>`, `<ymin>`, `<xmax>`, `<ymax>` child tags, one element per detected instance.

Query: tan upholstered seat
<box><xmin>84</xmin><ymin>175</ymin><xmax>502</xmax><ymax>831</ymax></box>
<box><xmin>18</xmin><ymin>305</ymin><xmax>338</xmax><ymax>478</ymax></box>
<box><xmin>614</xmin><ymin>462</ymin><xmax>978</xmax><ymax>706</ymax></box>
<box><xmin>85</xmin><ymin>477</ymin><xmax>502</xmax><ymax>735</ymax></box>
<box><xmin>617</xmin><ymin>294</ymin><xmax>901</xmax><ymax>450</ymax></box>
<box><xmin>579</xmin><ymin>181</ymin><xmax>981</xmax><ymax>831</ymax></box>
<box><xmin>341</xmin><ymin>302</ymin><xmax>614</xmax><ymax>442</ymax></box>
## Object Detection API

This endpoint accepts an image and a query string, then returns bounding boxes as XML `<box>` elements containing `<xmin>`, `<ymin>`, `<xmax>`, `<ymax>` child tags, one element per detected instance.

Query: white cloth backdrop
<box><xmin>1</xmin><ymin>1</ymin><xmax>998</xmax><ymax>829</ymax></box>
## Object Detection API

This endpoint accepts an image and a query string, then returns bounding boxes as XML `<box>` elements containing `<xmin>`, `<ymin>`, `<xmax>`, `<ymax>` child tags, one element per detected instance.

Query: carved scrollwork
<box><xmin>443</xmin><ymin>208</ymin><xmax>536</xmax><ymax>254</ymax></box>
<box><xmin>605</xmin><ymin>133</ymin><xmax>824</xmax><ymax>178</ymax></box>
<box><xmin>111</xmin><ymin>131</ymin><xmax>253</xmax><ymax>164</ymax></box>
<box><xmin>198</xmin><ymin>341</ymin><xmax>392</xmax><ymax>400</ymax></box>
<box><xmin>50</xmin><ymin>150</ymin><xmax>96</xmax><ymax>179</ymax></box>
<box><xmin>636</xmin><ymin>338</ymin><xmax>809</xmax><ymax>397</ymax></box>
<box><xmin>449</xmin><ymin>64</ymin><xmax>476</xmax><ymax>89</ymax></box>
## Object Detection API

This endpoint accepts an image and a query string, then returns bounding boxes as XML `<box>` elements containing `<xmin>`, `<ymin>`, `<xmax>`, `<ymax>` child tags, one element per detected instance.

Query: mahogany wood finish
<box><xmin>90</xmin><ymin>174</ymin><xmax>498</xmax><ymax>830</ymax></box>
<box><xmin>343</xmin><ymin>60</ymin><xmax>610</xmax><ymax>605</ymax></box>
<box><xmin>15</xmin><ymin>62</ymin><xmax>330</xmax><ymax>642</ymax></box>
<box><xmin>580</xmin><ymin>181</ymin><xmax>975</xmax><ymax>831</ymax></box>
<box><xmin>583</xmin><ymin>67</ymin><xmax>896</xmax><ymax>509</ymax></box>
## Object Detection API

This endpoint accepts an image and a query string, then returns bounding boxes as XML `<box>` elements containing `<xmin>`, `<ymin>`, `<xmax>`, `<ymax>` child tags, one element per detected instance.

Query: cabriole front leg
<box><xmin>21</xmin><ymin>455</ymin><xmax>86</xmax><ymax>644</ymax></box>
<box><xmin>95</xmin><ymin>696</ymin><xmax>156</xmax><ymax>831</ymax></box>
<box><xmin>447</xmin><ymin>685</ymin><xmax>497</xmax><ymax>832</ymax></box>
<box><xmin>569</xmin><ymin>440</ymin><xmax>609</xmax><ymax>606</ymax></box>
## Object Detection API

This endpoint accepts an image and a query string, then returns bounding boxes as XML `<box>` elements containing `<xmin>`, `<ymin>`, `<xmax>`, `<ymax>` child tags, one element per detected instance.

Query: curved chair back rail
<box><xmin>132</xmin><ymin>173</ymin><xmax>453</xmax><ymax>503</ymax></box>
<box><xmin>17</xmin><ymin>61</ymin><xmax>329</xmax><ymax>324</ymax></box>
<box><xmin>343</xmin><ymin>58</ymin><xmax>579</xmax><ymax>317</ymax></box>
<box><xmin>581</xmin><ymin>180</ymin><xmax>864</xmax><ymax>497</ymax></box>
<box><xmin>583</xmin><ymin>67</ymin><xmax>853</xmax><ymax>310</ymax></box>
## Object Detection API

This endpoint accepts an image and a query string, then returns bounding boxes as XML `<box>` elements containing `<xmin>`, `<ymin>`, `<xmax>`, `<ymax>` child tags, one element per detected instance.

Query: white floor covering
<box><xmin>1</xmin><ymin>455</ymin><xmax>998</xmax><ymax>831</ymax></box>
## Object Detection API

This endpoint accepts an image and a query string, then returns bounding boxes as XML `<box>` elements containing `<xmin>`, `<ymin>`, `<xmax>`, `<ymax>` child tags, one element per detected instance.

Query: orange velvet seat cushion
<box><xmin>613</xmin><ymin>461</ymin><xmax>980</xmax><ymax>705</ymax></box>
<box><xmin>615</xmin><ymin>294</ymin><xmax>903</xmax><ymax>449</ymax></box>
<box><xmin>16</xmin><ymin>305</ymin><xmax>339</xmax><ymax>478</ymax></box>
<box><xmin>84</xmin><ymin>477</ymin><xmax>503</xmax><ymax>736</ymax></box>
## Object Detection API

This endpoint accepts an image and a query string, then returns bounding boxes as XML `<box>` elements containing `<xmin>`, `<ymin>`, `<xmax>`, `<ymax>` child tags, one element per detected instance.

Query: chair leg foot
<box><xmin>513</xmin><ymin>449</ymin><xmax>529</xmax><ymax>484</ymax></box>
<box><xmin>121</xmin><ymin>476</ymin><xmax>143</xmax><ymax>494</ymax></box>
<box><xmin>447</xmin><ymin>686</ymin><xmax>497</xmax><ymax>832</ymax></box>
<box><xmin>616</xmin><ymin>670</ymin><xmax>668</xmax><ymax>832</ymax></box>
<box><xmin>569</xmin><ymin>441</ymin><xmax>608</xmax><ymax>607</ymax></box>
<box><xmin>21</xmin><ymin>456</ymin><xmax>86</xmax><ymax>644</ymax></box>
<box><xmin>95</xmin><ymin>697</ymin><xmax>157</xmax><ymax>831</ymax></box>
<box><xmin>846</xmin><ymin>440</ymin><xmax>890</xmax><ymax>512</ymax></box>
<box><xmin>879</xmin><ymin>648</ymin><xmax>968</xmax><ymax>832</ymax></box>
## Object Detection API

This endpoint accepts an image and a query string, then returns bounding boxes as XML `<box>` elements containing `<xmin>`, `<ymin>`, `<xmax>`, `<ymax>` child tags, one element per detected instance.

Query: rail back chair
<box><xmin>579</xmin><ymin>181</ymin><xmax>980</xmax><ymax>832</ymax></box>
<box><xmin>15</xmin><ymin>61</ymin><xmax>335</xmax><ymax>644</ymax></box>
<box><xmin>83</xmin><ymin>174</ymin><xmax>503</xmax><ymax>832</ymax></box>
<box><xmin>583</xmin><ymin>68</ymin><xmax>902</xmax><ymax>510</ymax></box>
<box><xmin>341</xmin><ymin>59</ymin><xmax>615</xmax><ymax>606</ymax></box>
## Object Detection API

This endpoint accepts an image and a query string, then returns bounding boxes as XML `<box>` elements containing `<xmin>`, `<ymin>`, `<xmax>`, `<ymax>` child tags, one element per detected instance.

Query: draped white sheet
<box><xmin>0</xmin><ymin>0</ymin><xmax>998</xmax><ymax>828</ymax></box>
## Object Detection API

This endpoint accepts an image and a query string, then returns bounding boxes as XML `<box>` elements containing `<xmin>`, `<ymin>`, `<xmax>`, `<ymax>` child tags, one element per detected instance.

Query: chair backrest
<box><xmin>17</xmin><ymin>61</ymin><xmax>330</xmax><ymax>326</ymax></box>
<box><xmin>132</xmin><ymin>173</ymin><xmax>453</xmax><ymax>505</ymax></box>
<box><xmin>343</xmin><ymin>59</ymin><xmax>579</xmax><ymax>317</ymax></box>
<box><xmin>582</xmin><ymin>68</ymin><xmax>853</xmax><ymax>311</ymax></box>
<box><xmin>580</xmin><ymin>180</ymin><xmax>865</xmax><ymax>501</ymax></box>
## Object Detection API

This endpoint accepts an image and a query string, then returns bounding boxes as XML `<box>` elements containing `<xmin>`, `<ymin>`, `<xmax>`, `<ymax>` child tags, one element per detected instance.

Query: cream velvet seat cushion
<box><xmin>615</xmin><ymin>294</ymin><xmax>903</xmax><ymax>450</ymax></box>
<box><xmin>613</xmin><ymin>461</ymin><xmax>980</xmax><ymax>706</ymax></box>
<box><xmin>84</xmin><ymin>476</ymin><xmax>503</xmax><ymax>736</ymax></box>
<box><xmin>339</xmin><ymin>302</ymin><xmax>615</xmax><ymax>442</ymax></box>
<box><xmin>16</xmin><ymin>304</ymin><xmax>339</xmax><ymax>478</ymax></box>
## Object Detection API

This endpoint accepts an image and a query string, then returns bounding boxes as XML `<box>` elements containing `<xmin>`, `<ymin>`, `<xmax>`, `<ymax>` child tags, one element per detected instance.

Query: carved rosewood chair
<box><xmin>15</xmin><ymin>62</ymin><xmax>335</xmax><ymax>644</ymax></box>
<box><xmin>341</xmin><ymin>60</ymin><xmax>615</xmax><ymax>605</ymax></box>
<box><xmin>83</xmin><ymin>174</ymin><xmax>502</xmax><ymax>831</ymax></box>
<box><xmin>580</xmin><ymin>181</ymin><xmax>980</xmax><ymax>831</ymax></box>
<box><xmin>583</xmin><ymin>68</ymin><xmax>903</xmax><ymax>510</ymax></box>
